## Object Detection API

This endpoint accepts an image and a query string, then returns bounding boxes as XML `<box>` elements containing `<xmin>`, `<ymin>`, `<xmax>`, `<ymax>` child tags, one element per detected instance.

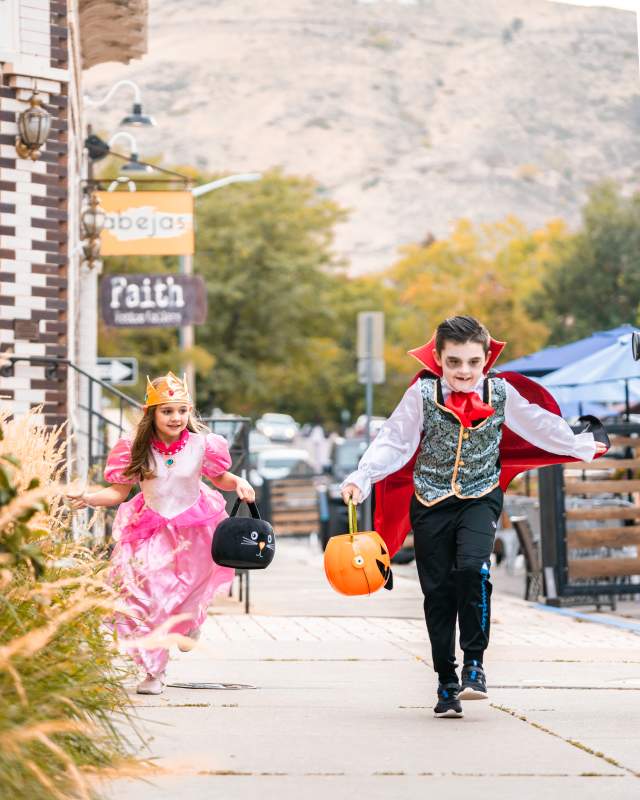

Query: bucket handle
<box><xmin>348</xmin><ymin>500</ymin><xmax>358</xmax><ymax>539</ymax></box>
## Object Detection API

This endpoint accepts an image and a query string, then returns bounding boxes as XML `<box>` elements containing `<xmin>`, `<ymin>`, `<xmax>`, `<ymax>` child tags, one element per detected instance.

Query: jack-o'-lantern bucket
<box><xmin>324</xmin><ymin>502</ymin><xmax>393</xmax><ymax>596</ymax></box>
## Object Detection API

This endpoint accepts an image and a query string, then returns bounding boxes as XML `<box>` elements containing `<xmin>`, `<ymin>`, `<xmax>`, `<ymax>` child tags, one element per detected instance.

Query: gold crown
<box><xmin>144</xmin><ymin>371</ymin><xmax>192</xmax><ymax>408</ymax></box>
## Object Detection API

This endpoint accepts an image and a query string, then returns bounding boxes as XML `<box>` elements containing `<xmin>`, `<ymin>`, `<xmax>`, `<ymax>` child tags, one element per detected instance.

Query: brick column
<box><xmin>0</xmin><ymin>0</ymin><xmax>69</xmax><ymax>427</ymax></box>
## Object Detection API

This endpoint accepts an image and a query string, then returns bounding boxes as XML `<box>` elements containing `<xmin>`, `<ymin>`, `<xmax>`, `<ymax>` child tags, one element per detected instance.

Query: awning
<box><xmin>499</xmin><ymin>325</ymin><xmax>637</xmax><ymax>376</ymax></box>
<box><xmin>78</xmin><ymin>0</ymin><xmax>149</xmax><ymax>70</ymax></box>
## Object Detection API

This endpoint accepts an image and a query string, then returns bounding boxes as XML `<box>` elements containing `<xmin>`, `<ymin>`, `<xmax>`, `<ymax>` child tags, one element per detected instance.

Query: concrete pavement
<box><xmin>105</xmin><ymin>538</ymin><xmax>640</xmax><ymax>799</ymax></box>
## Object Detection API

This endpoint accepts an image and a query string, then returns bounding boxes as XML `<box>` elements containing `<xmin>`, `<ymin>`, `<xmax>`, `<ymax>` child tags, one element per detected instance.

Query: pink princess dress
<box><xmin>104</xmin><ymin>430</ymin><xmax>235</xmax><ymax>676</ymax></box>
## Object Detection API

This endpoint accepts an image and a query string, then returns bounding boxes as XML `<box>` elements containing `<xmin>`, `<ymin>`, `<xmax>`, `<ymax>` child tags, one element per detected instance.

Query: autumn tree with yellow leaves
<box><xmin>374</xmin><ymin>216</ymin><xmax>569</xmax><ymax>412</ymax></box>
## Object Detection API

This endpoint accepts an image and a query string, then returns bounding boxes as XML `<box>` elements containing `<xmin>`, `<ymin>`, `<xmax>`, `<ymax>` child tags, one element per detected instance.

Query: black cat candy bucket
<box><xmin>211</xmin><ymin>499</ymin><xmax>276</xmax><ymax>569</ymax></box>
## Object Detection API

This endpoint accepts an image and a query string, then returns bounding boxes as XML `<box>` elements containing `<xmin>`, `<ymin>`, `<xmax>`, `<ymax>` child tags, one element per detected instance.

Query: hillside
<box><xmin>84</xmin><ymin>0</ymin><xmax>640</xmax><ymax>274</ymax></box>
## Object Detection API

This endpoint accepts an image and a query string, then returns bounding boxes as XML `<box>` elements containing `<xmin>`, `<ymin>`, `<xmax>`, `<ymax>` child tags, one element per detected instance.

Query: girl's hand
<box><xmin>341</xmin><ymin>483</ymin><xmax>362</xmax><ymax>505</ymax></box>
<box><xmin>66</xmin><ymin>491</ymin><xmax>92</xmax><ymax>510</ymax></box>
<box><xmin>234</xmin><ymin>477</ymin><xmax>255</xmax><ymax>503</ymax></box>
<box><xmin>595</xmin><ymin>442</ymin><xmax>608</xmax><ymax>455</ymax></box>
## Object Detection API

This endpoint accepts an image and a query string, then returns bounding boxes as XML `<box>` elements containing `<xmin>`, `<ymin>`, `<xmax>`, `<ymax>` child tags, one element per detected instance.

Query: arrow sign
<box><xmin>96</xmin><ymin>357</ymin><xmax>138</xmax><ymax>386</ymax></box>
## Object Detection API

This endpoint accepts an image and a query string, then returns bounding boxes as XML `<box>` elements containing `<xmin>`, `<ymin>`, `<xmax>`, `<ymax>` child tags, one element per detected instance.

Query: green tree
<box><xmin>192</xmin><ymin>169</ymin><xmax>350</xmax><ymax>415</ymax></box>
<box><xmin>254</xmin><ymin>274</ymin><xmax>389</xmax><ymax>425</ymax></box>
<box><xmin>99</xmin><ymin>168</ymin><xmax>377</xmax><ymax>422</ymax></box>
<box><xmin>529</xmin><ymin>181</ymin><xmax>640</xmax><ymax>343</ymax></box>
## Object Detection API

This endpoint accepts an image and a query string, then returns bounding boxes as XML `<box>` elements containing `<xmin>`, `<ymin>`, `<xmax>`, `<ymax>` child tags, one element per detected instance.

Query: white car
<box><xmin>255</xmin><ymin>413</ymin><xmax>299</xmax><ymax>443</ymax></box>
<box><xmin>249</xmin><ymin>447</ymin><xmax>315</xmax><ymax>486</ymax></box>
<box><xmin>350</xmin><ymin>414</ymin><xmax>387</xmax><ymax>439</ymax></box>
<box><xmin>249</xmin><ymin>430</ymin><xmax>272</xmax><ymax>453</ymax></box>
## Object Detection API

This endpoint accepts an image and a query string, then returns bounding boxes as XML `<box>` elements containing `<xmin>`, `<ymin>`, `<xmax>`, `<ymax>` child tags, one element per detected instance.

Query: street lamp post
<box><xmin>179</xmin><ymin>173</ymin><xmax>263</xmax><ymax>395</ymax></box>
<box><xmin>84</xmin><ymin>80</ymin><xmax>156</xmax><ymax>128</ymax></box>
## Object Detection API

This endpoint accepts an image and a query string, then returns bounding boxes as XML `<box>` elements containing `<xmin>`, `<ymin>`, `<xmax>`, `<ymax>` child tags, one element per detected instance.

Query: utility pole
<box><xmin>178</xmin><ymin>252</ymin><xmax>194</xmax><ymax>392</ymax></box>
<box><xmin>357</xmin><ymin>311</ymin><xmax>385</xmax><ymax>530</ymax></box>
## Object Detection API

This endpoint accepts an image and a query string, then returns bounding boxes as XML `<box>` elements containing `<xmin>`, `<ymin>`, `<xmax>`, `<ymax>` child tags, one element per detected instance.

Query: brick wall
<box><xmin>0</xmin><ymin>0</ymin><xmax>69</xmax><ymax>426</ymax></box>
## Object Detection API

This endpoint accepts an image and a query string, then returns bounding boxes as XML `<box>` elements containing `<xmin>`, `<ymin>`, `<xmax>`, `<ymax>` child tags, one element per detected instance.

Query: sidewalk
<box><xmin>105</xmin><ymin>539</ymin><xmax>640</xmax><ymax>800</ymax></box>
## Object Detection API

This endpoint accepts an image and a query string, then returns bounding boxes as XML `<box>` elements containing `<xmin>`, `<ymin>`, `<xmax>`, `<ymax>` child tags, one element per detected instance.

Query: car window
<box><xmin>262</xmin><ymin>458</ymin><xmax>299</xmax><ymax>469</ymax></box>
<box><xmin>335</xmin><ymin>441</ymin><xmax>368</xmax><ymax>469</ymax></box>
<box><xmin>263</xmin><ymin>414</ymin><xmax>294</xmax><ymax>423</ymax></box>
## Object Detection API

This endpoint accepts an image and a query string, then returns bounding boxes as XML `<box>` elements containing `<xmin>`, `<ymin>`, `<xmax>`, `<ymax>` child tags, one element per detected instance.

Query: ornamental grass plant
<box><xmin>0</xmin><ymin>407</ymin><xmax>141</xmax><ymax>800</ymax></box>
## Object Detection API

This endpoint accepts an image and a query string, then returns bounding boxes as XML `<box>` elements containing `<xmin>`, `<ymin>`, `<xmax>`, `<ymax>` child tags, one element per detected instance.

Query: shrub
<box><xmin>0</xmin><ymin>408</ymin><xmax>139</xmax><ymax>800</ymax></box>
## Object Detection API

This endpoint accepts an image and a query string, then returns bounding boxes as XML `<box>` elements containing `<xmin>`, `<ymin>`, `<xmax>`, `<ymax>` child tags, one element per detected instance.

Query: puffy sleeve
<box><xmin>104</xmin><ymin>438</ymin><xmax>137</xmax><ymax>484</ymax></box>
<box><xmin>201</xmin><ymin>432</ymin><xmax>232</xmax><ymax>480</ymax></box>
<box><xmin>505</xmin><ymin>382</ymin><xmax>597</xmax><ymax>462</ymax></box>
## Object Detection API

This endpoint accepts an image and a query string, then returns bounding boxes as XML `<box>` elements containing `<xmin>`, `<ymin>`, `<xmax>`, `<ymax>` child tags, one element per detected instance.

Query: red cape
<box><xmin>374</xmin><ymin>335</ymin><xmax>605</xmax><ymax>556</ymax></box>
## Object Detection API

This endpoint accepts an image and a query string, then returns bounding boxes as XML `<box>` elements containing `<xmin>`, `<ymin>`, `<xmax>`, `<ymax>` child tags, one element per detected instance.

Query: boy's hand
<box><xmin>235</xmin><ymin>477</ymin><xmax>255</xmax><ymax>503</ymax></box>
<box><xmin>595</xmin><ymin>442</ymin><xmax>608</xmax><ymax>455</ymax></box>
<box><xmin>341</xmin><ymin>483</ymin><xmax>362</xmax><ymax>505</ymax></box>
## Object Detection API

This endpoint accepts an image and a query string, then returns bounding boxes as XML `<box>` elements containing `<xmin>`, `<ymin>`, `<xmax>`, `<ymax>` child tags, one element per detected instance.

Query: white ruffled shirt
<box><xmin>342</xmin><ymin>376</ymin><xmax>597</xmax><ymax>501</ymax></box>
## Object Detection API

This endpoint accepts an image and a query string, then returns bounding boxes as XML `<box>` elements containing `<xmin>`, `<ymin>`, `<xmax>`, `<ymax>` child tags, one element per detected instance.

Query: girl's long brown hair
<box><xmin>122</xmin><ymin>378</ymin><xmax>209</xmax><ymax>481</ymax></box>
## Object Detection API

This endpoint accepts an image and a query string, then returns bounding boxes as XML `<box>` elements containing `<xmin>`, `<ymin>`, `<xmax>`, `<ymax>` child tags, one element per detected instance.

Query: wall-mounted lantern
<box><xmin>15</xmin><ymin>91</ymin><xmax>51</xmax><ymax>161</ymax></box>
<box><xmin>81</xmin><ymin>193</ymin><xmax>106</xmax><ymax>269</ymax></box>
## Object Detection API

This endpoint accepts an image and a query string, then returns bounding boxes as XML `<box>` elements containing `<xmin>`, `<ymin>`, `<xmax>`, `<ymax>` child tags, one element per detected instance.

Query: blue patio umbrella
<box><xmin>541</xmin><ymin>333</ymin><xmax>640</xmax><ymax>415</ymax></box>
<box><xmin>499</xmin><ymin>325</ymin><xmax>637</xmax><ymax>376</ymax></box>
<box><xmin>549</xmin><ymin>396</ymin><xmax>613</xmax><ymax>420</ymax></box>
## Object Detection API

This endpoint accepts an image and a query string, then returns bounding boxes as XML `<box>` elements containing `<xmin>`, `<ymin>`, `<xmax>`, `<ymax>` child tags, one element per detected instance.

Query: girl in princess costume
<box><xmin>68</xmin><ymin>372</ymin><xmax>254</xmax><ymax>695</ymax></box>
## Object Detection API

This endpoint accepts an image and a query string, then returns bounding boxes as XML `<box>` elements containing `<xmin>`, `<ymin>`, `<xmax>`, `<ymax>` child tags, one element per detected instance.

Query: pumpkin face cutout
<box><xmin>324</xmin><ymin>503</ymin><xmax>393</xmax><ymax>596</ymax></box>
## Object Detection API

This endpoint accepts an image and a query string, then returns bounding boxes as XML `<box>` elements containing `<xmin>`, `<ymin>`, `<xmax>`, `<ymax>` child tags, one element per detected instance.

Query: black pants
<box><xmin>410</xmin><ymin>487</ymin><xmax>503</xmax><ymax>684</ymax></box>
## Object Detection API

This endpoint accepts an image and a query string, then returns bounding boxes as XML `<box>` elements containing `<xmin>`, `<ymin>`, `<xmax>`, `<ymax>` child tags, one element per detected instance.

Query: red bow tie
<box><xmin>445</xmin><ymin>391</ymin><xmax>495</xmax><ymax>428</ymax></box>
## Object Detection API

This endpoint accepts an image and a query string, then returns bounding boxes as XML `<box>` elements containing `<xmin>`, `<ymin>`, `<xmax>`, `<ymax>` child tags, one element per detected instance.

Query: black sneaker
<box><xmin>433</xmin><ymin>682</ymin><xmax>463</xmax><ymax>718</ymax></box>
<box><xmin>459</xmin><ymin>660</ymin><xmax>487</xmax><ymax>700</ymax></box>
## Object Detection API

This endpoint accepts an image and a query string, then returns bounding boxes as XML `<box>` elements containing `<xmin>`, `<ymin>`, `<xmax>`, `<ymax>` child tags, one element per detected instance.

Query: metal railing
<box><xmin>0</xmin><ymin>356</ymin><xmax>142</xmax><ymax>477</ymax></box>
<box><xmin>201</xmin><ymin>415</ymin><xmax>251</xmax><ymax>478</ymax></box>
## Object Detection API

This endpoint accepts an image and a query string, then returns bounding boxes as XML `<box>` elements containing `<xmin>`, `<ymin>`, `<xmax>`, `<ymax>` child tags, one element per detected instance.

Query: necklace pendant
<box><xmin>166</xmin><ymin>458</ymin><xmax>175</xmax><ymax>467</ymax></box>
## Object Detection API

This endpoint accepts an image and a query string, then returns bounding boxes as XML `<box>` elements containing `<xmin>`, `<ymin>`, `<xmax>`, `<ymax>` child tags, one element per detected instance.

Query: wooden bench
<box><xmin>265</xmin><ymin>476</ymin><xmax>320</xmax><ymax>536</ymax></box>
<box><xmin>562</xmin><ymin>435</ymin><xmax>640</xmax><ymax>583</ymax></box>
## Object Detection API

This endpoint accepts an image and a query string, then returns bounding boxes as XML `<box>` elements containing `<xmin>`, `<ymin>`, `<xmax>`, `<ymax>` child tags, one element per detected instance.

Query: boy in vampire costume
<box><xmin>341</xmin><ymin>316</ymin><xmax>608</xmax><ymax>719</ymax></box>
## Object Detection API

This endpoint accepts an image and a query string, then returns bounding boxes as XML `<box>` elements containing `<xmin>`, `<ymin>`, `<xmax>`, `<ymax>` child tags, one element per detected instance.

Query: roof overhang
<box><xmin>79</xmin><ymin>0</ymin><xmax>149</xmax><ymax>70</ymax></box>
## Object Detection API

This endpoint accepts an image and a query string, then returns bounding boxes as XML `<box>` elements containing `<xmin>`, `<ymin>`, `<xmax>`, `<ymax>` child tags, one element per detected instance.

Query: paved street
<box><xmin>105</xmin><ymin>538</ymin><xmax>640</xmax><ymax>800</ymax></box>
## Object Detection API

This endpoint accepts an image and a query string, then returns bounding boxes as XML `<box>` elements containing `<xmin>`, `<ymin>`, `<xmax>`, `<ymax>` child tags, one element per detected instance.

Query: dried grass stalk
<box><xmin>0</xmin><ymin>408</ymin><xmax>142</xmax><ymax>800</ymax></box>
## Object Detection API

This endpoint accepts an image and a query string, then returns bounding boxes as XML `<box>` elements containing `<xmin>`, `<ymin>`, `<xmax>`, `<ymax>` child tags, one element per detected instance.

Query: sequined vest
<box><xmin>413</xmin><ymin>377</ymin><xmax>506</xmax><ymax>506</ymax></box>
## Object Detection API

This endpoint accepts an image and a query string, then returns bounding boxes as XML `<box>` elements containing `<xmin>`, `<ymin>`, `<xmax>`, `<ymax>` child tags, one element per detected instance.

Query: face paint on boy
<box><xmin>154</xmin><ymin>403</ymin><xmax>191</xmax><ymax>443</ymax></box>
<box><xmin>433</xmin><ymin>341</ymin><xmax>491</xmax><ymax>394</ymax></box>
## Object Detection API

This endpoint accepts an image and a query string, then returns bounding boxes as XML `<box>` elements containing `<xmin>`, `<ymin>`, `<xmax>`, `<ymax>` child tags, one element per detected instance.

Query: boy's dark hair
<box><xmin>435</xmin><ymin>316</ymin><xmax>490</xmax><ymax>354</ymax></box>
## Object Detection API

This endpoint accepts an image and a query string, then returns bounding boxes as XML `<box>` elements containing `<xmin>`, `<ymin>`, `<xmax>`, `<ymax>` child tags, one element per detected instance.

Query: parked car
<box><xmin>317</xmin><ymin>437</ymin><xmax>365</xmax><ymax>547</ymax></box>
<box><xmin>255</xmin><ymin>413</ymin><xmax>299</xmax><ymax>443</ymax></box>
<box><xmin>349</xmin><ymin>415</ymin><xmax>386</xmax><ymax>439</ymax></box>
<box><xmin>248</xmin><ymin>429</ymin><xmax>272</xmax><ymax>454</ymax></box>
<box><xmin>249</xmin><ymin>447</ymin><xmax>315</xmax><ymax>487</ymax></box>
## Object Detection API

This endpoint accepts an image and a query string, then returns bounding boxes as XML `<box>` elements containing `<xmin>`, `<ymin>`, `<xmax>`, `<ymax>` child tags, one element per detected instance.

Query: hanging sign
<box><xmin>100</xmin><ymin>273</ymin><xmax>207</xmax><ymax>328</ymax></box>
<box><xmin>96</xmin><ymin>191</ymin><xmax>194</xmax><ymax>256</ymax></box>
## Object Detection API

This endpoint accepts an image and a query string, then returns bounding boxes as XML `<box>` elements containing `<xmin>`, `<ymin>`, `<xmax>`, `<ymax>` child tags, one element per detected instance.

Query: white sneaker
<box><xmin>178</xmin><ymin>628</ymin><xmax>201</xmax><ymax>653</ymax></box>
<box><xmin>136</xmin><ymin>672</ymin><xmax>165</xmax><ymax>695</ymax></box>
